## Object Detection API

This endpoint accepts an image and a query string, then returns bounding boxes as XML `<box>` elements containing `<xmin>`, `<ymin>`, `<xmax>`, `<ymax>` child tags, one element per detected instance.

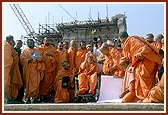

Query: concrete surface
<box><xmin>3</xmin><ymin>103</ymin><xmax>165</xmax><ymax>112</ymax></box>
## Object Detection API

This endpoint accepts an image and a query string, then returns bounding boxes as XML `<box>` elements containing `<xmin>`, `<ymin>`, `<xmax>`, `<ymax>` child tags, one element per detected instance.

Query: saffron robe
<box><xmin>122</xmin><ymin>36</ymin><xmax>162</xmax><ymax>102</ymax></box>
<box><xmin>54</xmin><ymin>69</ymin><xmax>74</xmax><ymax>103</ymax></box>
<box><xmin>68</xmin><ymin>47</ymin><xmax>77</xmax><ymax>70</ymax></box>
<box><xmin>75</xmin><ymin>49</ymin><xmax>88</xmax><ymax>71</ymax></box>
<box><xmin>20</xmin><ymin>47</ymin><xmax>45</xmax><ymax>98</ymax></box>
<box><xmin>143</xmin><ymin>74</ymin><xmax>164</xmax><ymax>103</ymax></box>
<box><xmin>77</xmin><ymin>61</ymin><xmax>100</xmax><ymax>93</ymax></box>
<box><xmin>37</xmin><ymin>44</ymin><xmax>57</xmax><ymax>96</ymax></box>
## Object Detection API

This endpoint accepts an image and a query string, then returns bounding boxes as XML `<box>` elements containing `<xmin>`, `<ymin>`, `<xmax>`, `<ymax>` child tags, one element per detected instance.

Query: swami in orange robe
<box><xmin>56</xmin><ymin>42</ymin><xmax>69</xmax><ymax>73</ymax></box>
<box><xmin>54</xmin><ymin>61</ymin><xmax>75</xmax><ymax>103</ymax></box>
<box><xmin>77</xmin><ymin>51</ymin><xmax>100</xmax><ymax>94</ymax></box>
<box><xmin>109</xmin><ymin>47</ymin><xmax>125</xmax><ymax>77</ymax></box>
<box><xmin>68</xmin><ymin>40</ymin><xmax>77</xmax><ymax>71</ymax></box>
<box><xmin>75</xmin><ymin>41</ymin><xmax>88</xmax><ymax>71</ymax></box>
<box><xmin>4</xmin><ymin>40</ymin><xmax>13</xmax><ymax>99</ymax></box>
<box><xmin>37</xmin><ymin>39</ymin><xmax>57</xmax><ymax>98</ymax></box>
<box><xmin>4</xmin><ymin>39</ymin><xmax>22</xmax><ymax>101</ymax></box>
<box><xmin>100</xmin><ymin>43</ymin><xmax>124</xmax><ymax>77</ymax></box>
<box><xmin>20</xmin><ymin>39</ymin><xmax>45</xmax><ymax>99</ymax></box>
<box><xmin>119</xmin><ymin>32</ymin><xmax>162</xmax><ymax>102</ymax></box>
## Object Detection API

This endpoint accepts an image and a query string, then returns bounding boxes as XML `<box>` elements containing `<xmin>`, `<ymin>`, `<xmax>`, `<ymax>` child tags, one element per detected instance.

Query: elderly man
<box><xmin>99</xmin><ymin>43</ymin><xmax>124</xmax><ymax>77</ymax></box>
<box><xmin>4</xmin><ymin>35</ymin><xmax>23</xmax><ymax>104</ymax></box>
<box><xmin>77</xmin><ymin>51</ymin><xmax>100</xmax><ymax>94</ymax></box>
<box><xmin>20</xmin><ymin>39</ymin><xmax>45</xmax><ymax>103</ymax></box>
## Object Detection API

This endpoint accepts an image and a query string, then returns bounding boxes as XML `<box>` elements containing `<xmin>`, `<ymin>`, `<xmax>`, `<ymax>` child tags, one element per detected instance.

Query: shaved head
<box><xmin>99</xmin><ymin>43</ymin><xmax>109</xmax><ymax>55</ymax></box>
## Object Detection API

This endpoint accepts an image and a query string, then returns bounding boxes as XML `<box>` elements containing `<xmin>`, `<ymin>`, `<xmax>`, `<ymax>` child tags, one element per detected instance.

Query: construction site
<box><xmin>3</xmin><ymin>4</ymin><xmax>165</xmax><ymax>112</ymax></box>
<box><xmin>9</xmin><ymin>4</ymin><xmax>127</xmax><ymax>46</ymax></box>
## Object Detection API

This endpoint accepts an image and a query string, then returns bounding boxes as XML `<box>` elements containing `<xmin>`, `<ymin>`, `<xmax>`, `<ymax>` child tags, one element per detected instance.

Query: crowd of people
<box><xmin>4</xmin><ymin>31</ymin><xmax>164</xmax><ymax>104</ymax></box>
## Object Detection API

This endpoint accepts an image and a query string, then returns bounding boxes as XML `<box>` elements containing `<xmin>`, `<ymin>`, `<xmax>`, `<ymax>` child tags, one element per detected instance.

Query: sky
<box><xmin>2</xmin><ymin>2</ymin><xmax>165</xmax><ymax>41</ymax></box>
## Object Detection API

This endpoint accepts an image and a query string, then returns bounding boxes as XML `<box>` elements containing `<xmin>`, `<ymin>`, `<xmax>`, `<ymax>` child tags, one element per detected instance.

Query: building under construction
<box><xmin>37</xmin><ymin>13</ymin><xmax>127</xmax><ymax>46</ymax></box>
<box><xmin>10</xmin><ymin>4</ymin><xmax>127</xmax><ymax>46</ymax></box>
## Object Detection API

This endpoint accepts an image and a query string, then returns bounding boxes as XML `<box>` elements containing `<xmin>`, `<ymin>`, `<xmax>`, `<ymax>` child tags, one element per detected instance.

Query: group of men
<box><xmin>4</xmin><ymin>31</ymin><xmax>164</xmax><ymax>104</ymax></box>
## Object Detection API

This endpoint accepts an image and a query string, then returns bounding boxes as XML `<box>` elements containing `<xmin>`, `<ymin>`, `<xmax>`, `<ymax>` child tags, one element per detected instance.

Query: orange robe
<box><xmin>56</xmin><ymin>49</ymin><xmax>69</xmax><ymax>73</ymax></box>
<box><xmin>10</xmin><ymin>47</ymin><xmax>23</xmax><ymax>98</ymax></box>
<box><xmin>77</xmin><ymin>61</ymin><xmax>100</xmax><ymax>93</ymax></box>
<box><xmin>54</xmin><ymin>69</ymin><xmax>74</xmax><ymax>103</ymax></box>
<box><xmin>122</xmin><ymin>36</ymin><xmax>162</xmax><ymax>102</ymax></box>
<box><xmin>20</xmin><ymin>47</ymin><xmax>45</xmax><ymax>98</ymax></box>
<box><xmin>75</xmin><ymin>49</ymin><xmax>88</xmax><ymax>71</ymax></box>
<box><xmin>143</xmin><ymin>74</ymin><xmax>164</xmax><ymax>103</ymax></box>
<box><xmin>37</xmin><ymin>44</ymin><xmax>57</xmax><ymax>96</ymax></box>
<box><xmin>117</xmin><ymin>47</ymin><xmax>124</xmax><ymax>57</ymax></box>
<box><xmin>102</xmin><ymin>54</ymin><xmax>114</xmax><ymax>75</ymax></box>
<box><xmin>109</xmin><ymin>47</ymin><xmax>125</xmax><ymax>77</ymax></box>
<box><xmin>151</xmin><ymin>41</ymin><xmax>162</xmax><ymax>49</ymax></box>
<box><xmin>4</xmin><ymin>41</ymin><xmax>13</xmax><ymax>98</ymax></box>
<box><xmin>68</xmin><ymin>47</ymin><xmax>77</xmax><ymax>70</ymax></box>
<box><xmin>4</xmin><ymin>41</ymin><xmax>22</xmax><ymax>99</ymax></box>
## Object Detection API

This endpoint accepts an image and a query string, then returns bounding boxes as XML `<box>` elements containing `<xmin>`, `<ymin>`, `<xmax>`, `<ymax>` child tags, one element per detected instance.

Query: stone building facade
<box><xmin>56</xmin><ymin>14</ymin><xmax>127</xmax><ymax>45</ymax></box>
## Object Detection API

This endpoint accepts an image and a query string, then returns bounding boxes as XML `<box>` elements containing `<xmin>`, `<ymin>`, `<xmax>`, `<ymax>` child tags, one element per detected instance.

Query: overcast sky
<box><xmin>2</xmin><ymin>2</ymin><xmax>165</xmax><ymax>41</ymax></box>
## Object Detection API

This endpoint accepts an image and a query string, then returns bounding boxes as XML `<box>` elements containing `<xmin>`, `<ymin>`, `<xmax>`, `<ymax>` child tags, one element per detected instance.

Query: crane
<box><xmin>9</xmin><ymin>4</ymin><xmax>38</xmax><ymax>42</ymax></box>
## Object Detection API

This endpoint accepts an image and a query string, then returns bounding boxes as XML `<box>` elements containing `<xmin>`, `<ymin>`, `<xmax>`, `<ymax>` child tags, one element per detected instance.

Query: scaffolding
<box><xmin>10</xmin><ymin>4</ymin><xmax>37</xmax><ymax>41</ymax></box>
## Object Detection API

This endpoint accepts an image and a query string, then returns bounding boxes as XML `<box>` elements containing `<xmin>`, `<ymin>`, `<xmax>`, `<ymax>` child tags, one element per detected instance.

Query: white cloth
<box><xmin>93</xmin><ymin>47</ymin><xmax>102</xmax><ymax>71</ymax></box>
<box><xmin>97</xmin><ymin>75</ymin><xmax>123</xmax><ymax>103</ymax></box>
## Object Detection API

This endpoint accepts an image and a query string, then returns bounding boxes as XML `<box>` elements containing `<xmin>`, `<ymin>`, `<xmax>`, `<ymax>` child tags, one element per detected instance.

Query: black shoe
<box><xmin>7</xmin><ymin>98</ymin><xmax>15</xmax><ymax>104</ymax></box>
<box><xmin>48</xmin><ymin>98</ymin><xmax>54</xmax><ymax>103</ymax></box>
<box><xmin>26</xmin><ymin>98</ymin><xmax>31</xmax><ymax>104</ymax></box>
<box><xmin>15</xmin><ymin>100</ymin><xmax>25</xmax><ymax>104</ymax></box>
<box><xmin>32</xmin><ymin>98</ymin><xmax>41</xmax><ymax>103</ymax></box>
<box><xmin>42</xmin><ymin>96</ymin><xmax>48</xmax><ymax>103</ymax></box>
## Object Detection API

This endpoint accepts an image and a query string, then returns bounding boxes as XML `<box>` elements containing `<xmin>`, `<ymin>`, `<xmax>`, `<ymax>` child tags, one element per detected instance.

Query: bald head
<box><xmin>43</xmin><ymin>37</ymin><xmax>51</xmax><ymax>46</ymax></box>
<box><xmin>145</xmin><ymin>33</ymin><xmax>154</xmax><ymax>43</ymax></box>
<box><xmin>69</xmin><ymin>40</ymin><xmax>77</xmax><ymax>50</ymax></box>
<box><xmin>6</xmin><ymin>35</ymin><xmax>15</xmax><ymax>46</ymax></box>
<box><xmin>99</xmin><ymin>43</ymin><xmax>109</xmax><ymax>55</ymax></box>
<box><xmin>155</xmin><ymin>34</ymin><xmax>164</xmax><ymax>43</ymax></box>
<box><xmin>6</xmin><ymin>35</ymin><xmax>14</xmax><ymax>42</ymax></box>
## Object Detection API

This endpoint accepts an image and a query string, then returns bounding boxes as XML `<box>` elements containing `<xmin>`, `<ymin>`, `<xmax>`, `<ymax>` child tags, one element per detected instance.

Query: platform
<box><xmin>3</xmin><ymin>103</ymin><xmax>165</xmax><ymax>112</ymax></box>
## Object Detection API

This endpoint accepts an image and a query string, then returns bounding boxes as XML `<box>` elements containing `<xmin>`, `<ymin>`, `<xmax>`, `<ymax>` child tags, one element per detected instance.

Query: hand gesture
<box><xmin>85</xmin><ymin>51</ymin><xmax>91</xmax><ymax>61</ymax></box>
